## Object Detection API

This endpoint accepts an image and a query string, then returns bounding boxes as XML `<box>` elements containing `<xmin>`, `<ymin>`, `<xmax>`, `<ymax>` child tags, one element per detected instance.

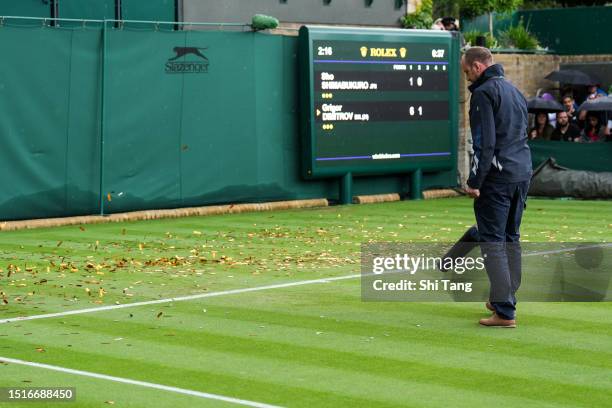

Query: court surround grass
<box><xmin>0</xmin><ymin>197</ymin><xmax>610</xmax><ymax>407</ymax></box>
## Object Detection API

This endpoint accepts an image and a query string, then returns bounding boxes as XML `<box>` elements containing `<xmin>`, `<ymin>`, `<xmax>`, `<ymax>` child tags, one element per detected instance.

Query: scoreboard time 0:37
<box><xmin>298</xmin><ymin>26</ymin><xmax>460</xmax><ymax>179</ymax></box>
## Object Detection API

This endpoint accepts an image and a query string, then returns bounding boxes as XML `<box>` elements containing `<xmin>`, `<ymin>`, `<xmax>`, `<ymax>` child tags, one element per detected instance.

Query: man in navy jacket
<box><xmin>462</xmin><ymin>47</ymin><xmax>532</xmax><ymax>328</ymax></box>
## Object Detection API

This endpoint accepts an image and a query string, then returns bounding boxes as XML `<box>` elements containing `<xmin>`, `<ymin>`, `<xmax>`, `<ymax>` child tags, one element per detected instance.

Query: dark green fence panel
<box><xmin>60</xmin><ymin>0</ymin><xmax>115</xmax><ymax>20</ymax></box>
<box><xmin>121</xmin><ymin>0</ymin><xmax>175</xmax><ymax>22</ymax></box>
<box><xmin>518</xmin><ymin>7</ymin><xmax>612</xmax><ymax>55</ymax></box>
<box><xmin>0</xmin><ymin>0</ymin><xmax>50</xmax><ymax>18</ymax></box>
<box><xmin>0</xmin><ymin>0</ymin><xmax>175</xmax><ymax>24</ymax></box>
<box><xmin>461</xmin><ymin>13</ymin><xmax>513</xmax><ymax>37</ymax></box>
<box><xmin>529</xmin><ymin>140</ymin><xmax>612</xmax><ymax>172</ymax></box>
<box><xmin>0</xmin><ymin>26</ymin><xmax>101</xmax><ymax>220</ymax></box>
<box><xmin>462</xmin><ymin>7</ymin><xmax>612</xmax><ymax>55</ymax></box>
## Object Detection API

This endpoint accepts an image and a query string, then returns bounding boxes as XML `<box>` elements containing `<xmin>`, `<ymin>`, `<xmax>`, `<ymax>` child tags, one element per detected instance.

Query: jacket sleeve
<box><xmin>467</xmin><ymin>90</ymin><xmax>496</xmax><ymax>189</ymax></box>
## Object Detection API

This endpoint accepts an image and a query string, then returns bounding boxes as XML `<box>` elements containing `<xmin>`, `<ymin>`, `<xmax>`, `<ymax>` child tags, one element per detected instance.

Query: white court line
<box><xmin>0</xmin><ymin>356</ymin><xmax>282</xmax><ymax>408</ymax></box>
<box><xmin>521</xmin><ymin>243</ymin><xmax>612</xmax><ymax>257</ymax></box>
<box><xmin>0</xmin><ymin>274</ymin><xmax>360</xmax><ymax>324</ymax></box>
<box><xmin>1</xmin><ymin>243</ymin><xmax>609</xmax><ymax>325</ymax></box>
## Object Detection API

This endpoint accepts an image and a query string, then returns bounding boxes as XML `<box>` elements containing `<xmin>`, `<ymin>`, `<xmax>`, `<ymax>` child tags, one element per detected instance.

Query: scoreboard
<box><xmin>298</xmin><ymin>26</ymin><xmax>460</xmax><ymax>179</ymax></box>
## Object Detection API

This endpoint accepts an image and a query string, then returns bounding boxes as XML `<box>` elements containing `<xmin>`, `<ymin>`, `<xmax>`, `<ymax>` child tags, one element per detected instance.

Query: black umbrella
<box><xmin>577</xmin><ymin>95</ymin><xmax>612</xmax><ymax>112</ymax></box>
<box><xmin>545</xmin><ymin>69</ymin><xmax>597</xmax><ymax>86</ymax></box>
<box><xmin>527</xmin><ymin>97</ymin><xmax>564</xmax><ymax>113</ymax></box>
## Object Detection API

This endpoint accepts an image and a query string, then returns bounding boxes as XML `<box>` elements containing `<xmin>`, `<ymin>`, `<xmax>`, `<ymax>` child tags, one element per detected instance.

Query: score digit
<box><xmin>409</xmin><ymin>106</ymin><xmax>423</xmax><ymax>116</ymax></box>
<box><xmin>409</xmin><ymin>77</ymin><xmax>423</xmax><ymax>87</ymax></box>
<box><xmin>317</xmin><ymin>46</ymin><xmax>333</xmax><ymax>56</ymax></box>
<box><xmin>432</xmin><ymin>49</ymin><xmax>445</xmax><ymax>58</ymax></box>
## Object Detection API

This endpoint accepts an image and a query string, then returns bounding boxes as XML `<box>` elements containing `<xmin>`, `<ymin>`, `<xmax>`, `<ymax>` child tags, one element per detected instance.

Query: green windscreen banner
<box><xmin>0</xmin><ymin>1</ymin><xmax>50</xmax><ymax>18</ymax></box>
<box><xmin>59</xmin><ymin>0</ymin><xmax>115</xmax><ymax>21</ymax></box>
<box><xmin>0</xmin><ymin>26</ymin><xmax>101</xmax><ymax>220</ymax></box>
<box><xmin>121</xmin><ymin>0</ymin><xmax>176</xmax><ymax>23</ymax></box>
<box><xmin>0</xmin><ymin>24</ymin><xmax>456</xmax><ymax>221</ymax></box>
<box><xmin>103</xmin><ymin>29</ymin><xmax>278</xmax><ymax>213</ymax></box>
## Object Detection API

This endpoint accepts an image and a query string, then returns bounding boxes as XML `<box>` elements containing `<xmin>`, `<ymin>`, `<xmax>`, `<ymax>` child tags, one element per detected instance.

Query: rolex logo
<box><xmin>360</xmin><ymin>46</ymin><xmax>368</xmax><ymax>58</ymax></box>
<box><xmin>400</xmin><ymin>47</ymin><xmax>407</xmax><ymax>58</ymax></box>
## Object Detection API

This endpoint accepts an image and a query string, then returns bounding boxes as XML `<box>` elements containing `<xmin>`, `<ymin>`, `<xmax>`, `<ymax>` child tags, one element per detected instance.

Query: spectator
<box><xmin>587</xmin><ymin>84</ymin><xmax>608</xmax><ymax>99</ymax></box>
<box><xmin>578</xmin><ymin>92</ymin><xmax>605</xmax><ymax>124</ymax></box>
<box><xmin>580</xmin><ymin>113</ymin><xmax>610</xmax><ymax>142</ymax></box>
<box><xmin>441</xmin><ymin>17</ymin><xmax>459</xmax><ymax>31</ymax></box>
<box><xmin>529</xmin><ymin>112</ymin><xmax>554</xmax><ymax>140</ymax></box>
<box><xmin>562</xmin><ymin>95</ymin><xmax>580</xmax><ymax>125</ymax></box>
<box><xmin>551</xmin><ymin>111</ymin><xmax>581</xmax><ymax>142</ymax></box>
<box><xmin>540</xmin><ymin>93</ymin><xmax>557</xmax><ymax>128</ymax></box>
<box><xmin>436</xmin><ymin>16</ymin><xmax>465</xmax><ymax>46</ymax></box>
<box><xmin>431</xmin><ymin>18</ymin><xmax>444</xmax><ymax>30</ymax></box>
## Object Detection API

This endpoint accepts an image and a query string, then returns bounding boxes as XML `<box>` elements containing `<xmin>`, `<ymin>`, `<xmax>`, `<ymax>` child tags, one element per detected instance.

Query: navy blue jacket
<box><xmin>467</xmin><ymin>64</ymin><xmax>532</xmax><ymax>189</ymax></box>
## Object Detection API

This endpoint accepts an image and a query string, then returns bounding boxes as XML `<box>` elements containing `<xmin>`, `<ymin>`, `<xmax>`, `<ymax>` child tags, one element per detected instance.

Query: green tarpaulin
<box><xmin>529</xmin><ymin>140</ymin><xmax>612</xmax><ymax>173</ymax></box>
<box><xmin>530</xmin><ymin>158</ymin><xmax>612</xmax><ymax>199</ymax></box>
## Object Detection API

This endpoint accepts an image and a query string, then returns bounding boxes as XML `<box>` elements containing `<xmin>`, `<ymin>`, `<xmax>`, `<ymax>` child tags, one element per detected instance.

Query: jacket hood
<box><xmin>468</xmin><ymin>64</ymin><xmax>505</xmax><ymax>93</ymax></box>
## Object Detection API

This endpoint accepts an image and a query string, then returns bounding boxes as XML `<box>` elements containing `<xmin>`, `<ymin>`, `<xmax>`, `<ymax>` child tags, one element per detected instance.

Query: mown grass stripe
<box><xmin>0</xmin><ymin>340</ymin><xmax>480</xmax><ymax>408</ymax></box>
<box><xmin>0</xmin><ymin>337</ymin><xmax>580</xmax><ymax>408</ymax></box>
<box><xmin>0</xmin><ymin>356</ymin><xmax>281</xmax><ymax>408</ymax></box>
<box><xmin>21</xmin><ymin>309</ymin><xmax>611</xmax><ymax>392</ymax></box>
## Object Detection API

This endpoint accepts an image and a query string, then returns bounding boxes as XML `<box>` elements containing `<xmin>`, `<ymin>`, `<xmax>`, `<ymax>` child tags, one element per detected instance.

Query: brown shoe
<box><xmin>479</xmin><ymin>313</ymin><xmax>516</xmax><ymax>328</ymax></box>
<box><xmin>485</xmin><ymin>302</ymin><xmax>495</xmax><ymax>312</ymax></box>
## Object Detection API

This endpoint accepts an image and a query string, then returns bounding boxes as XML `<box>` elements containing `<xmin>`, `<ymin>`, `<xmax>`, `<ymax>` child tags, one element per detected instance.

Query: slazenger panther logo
<box><xmin>169</xmin><ymin>47</ymin><xmax>209</xmax><ymax>61</ymax></box>
<box><xmin>165</xmin><ymin>47</ymin><xmax>209</xmax><ymax>74</ymax></box>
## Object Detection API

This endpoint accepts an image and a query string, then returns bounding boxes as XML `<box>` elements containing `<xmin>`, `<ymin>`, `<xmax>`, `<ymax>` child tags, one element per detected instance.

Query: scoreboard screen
<box><xmin>298</xmin><ymin>26</ymin><xmax>459</xmax><ymax>178</ymax></box>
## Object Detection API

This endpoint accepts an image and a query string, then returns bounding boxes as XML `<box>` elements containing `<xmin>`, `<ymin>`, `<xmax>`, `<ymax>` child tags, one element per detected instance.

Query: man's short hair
<box><xmin>463</xmin><ymin>47</ymin><xmax>493</xmax><ymax>66</ymax></box>
<box><xmin>441</xmin><ymin>16</ymin><xmax>458</xmax><ymax>30</ymax></box>
<box><xmin>562</xmin><ymin>94</ymin><xmax>574</xmax><ymax>101</ymax></box>
<box><xmin>557</xmin><ymin>111</ymin><xmax>568</xmax><ymax>118</ymax></box>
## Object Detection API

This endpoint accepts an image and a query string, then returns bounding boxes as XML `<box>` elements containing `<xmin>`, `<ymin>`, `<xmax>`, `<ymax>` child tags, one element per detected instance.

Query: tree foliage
<box><xmin>401</xmin><ymin>0</ymin><xmax>434</xmax><ymax>29</ymax></box>
<box><xmin>432</xmin><ymin>0</ymin><xmax>461</xmax><ymax>18</ymax></box>
<box><xmin>460</xmin><ymin>0</ymin><xmax>524</xmax><ymax>18</ymax></box>
<box><xmin>497</xmin><ymin>17</ymin><xmax>540</xmax><ymax>49</ymax></box>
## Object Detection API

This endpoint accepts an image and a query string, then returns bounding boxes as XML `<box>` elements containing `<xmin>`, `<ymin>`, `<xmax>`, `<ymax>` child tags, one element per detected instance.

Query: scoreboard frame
<box><xmin>298</xmin><ymin>25</ymin><xmax>460</xmax><ymax>181</ymax></box>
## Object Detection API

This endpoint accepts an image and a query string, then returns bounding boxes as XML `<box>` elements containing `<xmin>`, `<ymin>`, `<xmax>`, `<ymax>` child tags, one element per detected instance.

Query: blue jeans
<box><xmin>474</xmin><ymin>180</ymin><xmax>529</xmax><ymax>320</ymax></box>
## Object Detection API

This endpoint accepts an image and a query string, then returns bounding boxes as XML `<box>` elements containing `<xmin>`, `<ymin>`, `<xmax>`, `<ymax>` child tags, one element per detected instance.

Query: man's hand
<box><xmin>465</xmin><ymin>186</ymin><xmax>480</xmax><ymax>198</ymax></box>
